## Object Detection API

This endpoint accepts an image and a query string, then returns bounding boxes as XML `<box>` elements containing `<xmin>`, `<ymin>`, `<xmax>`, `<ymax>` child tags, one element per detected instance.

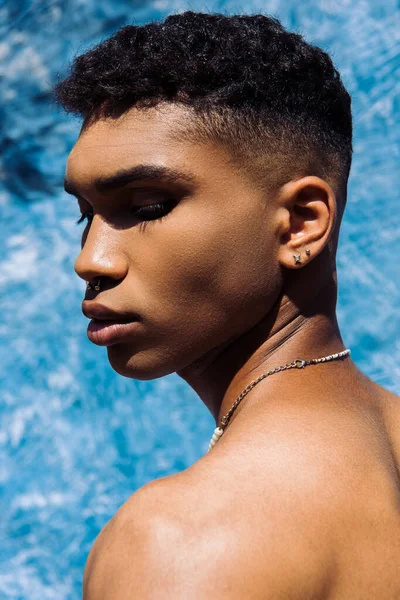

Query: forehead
<box><xmin>65</xmin><ymin>104</ymin><xmax>232</xmax><ymax>189</ymax></box>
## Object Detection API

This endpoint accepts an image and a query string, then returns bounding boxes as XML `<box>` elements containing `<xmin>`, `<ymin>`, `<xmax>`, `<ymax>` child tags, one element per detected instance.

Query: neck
<box><xmin>177</xmin><ymin>263</ymin><xmax>347</xmax><ymax>426</ymax></box>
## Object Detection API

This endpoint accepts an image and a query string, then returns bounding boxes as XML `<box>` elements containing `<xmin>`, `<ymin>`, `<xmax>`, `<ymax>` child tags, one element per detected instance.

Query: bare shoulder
<box><xmin>82</xmin><ymin>476</ymin><xmax>178</xmax><ymax>599</ymax></box>
<box><xmin>83</xmin><ymin>468</ymin><xmax>335</xmax><ymax>600</ymax></box>
<box><xmin>82</xmin><ymin>381</ymin><xmax>400</xmax><ymax>599</ymax></box>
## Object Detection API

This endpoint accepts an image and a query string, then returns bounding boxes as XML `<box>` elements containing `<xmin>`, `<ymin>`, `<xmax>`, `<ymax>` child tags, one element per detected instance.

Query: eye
<box><xmin>132</xmin><ymin>199</ymin><xmax>178</xmax><ymax>221</ymax></box>
<box><xmin>75</xmin><ymin>199</ymin><xmax>179</xmax><ymax>226</ymax></box>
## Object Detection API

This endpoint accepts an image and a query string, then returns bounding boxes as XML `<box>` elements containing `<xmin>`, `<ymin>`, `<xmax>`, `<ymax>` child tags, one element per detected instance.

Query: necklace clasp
<box><xmin>293</xmin><ymin>358</ymin><xmax>306</xmax><ymax>368</ymax></box>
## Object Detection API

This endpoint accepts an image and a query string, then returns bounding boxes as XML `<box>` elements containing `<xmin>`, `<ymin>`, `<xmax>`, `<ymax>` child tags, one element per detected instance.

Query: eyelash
<box><xmin>75</xmin><ymin>200</ymin><xmax>177</xmax><ymax>225</ymax></box>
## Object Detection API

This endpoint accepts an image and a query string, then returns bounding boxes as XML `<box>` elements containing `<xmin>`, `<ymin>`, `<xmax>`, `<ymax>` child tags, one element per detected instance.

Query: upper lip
<box><xmin>81</xmin><ymin>301</ymin><xmax>138</xmax><ymax>322</ymax></box>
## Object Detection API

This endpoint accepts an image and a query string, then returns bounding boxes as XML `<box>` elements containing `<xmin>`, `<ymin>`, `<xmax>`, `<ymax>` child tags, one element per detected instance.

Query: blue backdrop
<box><xmin>1</xmin><ymin>0</ymin><xmax>399</xmax><ymax>598</ymax></box>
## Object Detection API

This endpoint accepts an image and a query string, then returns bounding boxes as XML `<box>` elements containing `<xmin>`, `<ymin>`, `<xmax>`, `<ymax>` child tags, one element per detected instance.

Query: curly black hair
<box><xmin>54</xmin><ymin>11</ymin><xmax>352</xmax><ymax>207</ymax></box>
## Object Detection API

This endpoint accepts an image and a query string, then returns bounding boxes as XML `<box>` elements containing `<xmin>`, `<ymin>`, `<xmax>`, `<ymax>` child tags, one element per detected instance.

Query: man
<box><xmin>56</xmin><ymin>11</ymin><xmax>400</xmax><ymax>599</ymax></box>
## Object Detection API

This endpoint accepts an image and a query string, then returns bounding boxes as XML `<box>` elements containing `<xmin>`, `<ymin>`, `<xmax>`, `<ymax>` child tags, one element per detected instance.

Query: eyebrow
<box><xmin>63</xmin><ymin>164</ymin><xmax>198</xmax><ymax>197</ymax></box>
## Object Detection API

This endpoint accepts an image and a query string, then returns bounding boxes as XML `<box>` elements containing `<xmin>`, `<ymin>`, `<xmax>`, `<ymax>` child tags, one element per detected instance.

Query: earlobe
<box><xmin>277</xmin><ymin>176</ymin><xmax>336</xmax><ymax>270</ymax></box>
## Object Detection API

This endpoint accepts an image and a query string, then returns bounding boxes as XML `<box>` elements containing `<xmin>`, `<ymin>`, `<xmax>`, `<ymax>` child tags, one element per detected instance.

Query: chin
<box><xmin>106</xmin><ymin>345</ymin><xmax>176</xmax><ymax>380</ymax></box>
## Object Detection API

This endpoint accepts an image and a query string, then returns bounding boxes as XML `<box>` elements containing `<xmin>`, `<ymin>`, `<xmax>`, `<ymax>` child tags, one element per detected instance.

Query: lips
<box><xmin>81</xmin><ymin>301</ymin><xmax>138</xmax><ymax>322</ymax></box>
<box><xmin>81</xmin><ymin>302</ymin><xmax>142</xmax><ymax>346</ymax></box>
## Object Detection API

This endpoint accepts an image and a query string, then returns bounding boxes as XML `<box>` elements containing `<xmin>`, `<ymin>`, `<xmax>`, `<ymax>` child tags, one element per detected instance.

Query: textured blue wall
<box><xmin>1</xmin><ymin>1</ymin><xmax>399</xmax><ymax>598</ymax></box>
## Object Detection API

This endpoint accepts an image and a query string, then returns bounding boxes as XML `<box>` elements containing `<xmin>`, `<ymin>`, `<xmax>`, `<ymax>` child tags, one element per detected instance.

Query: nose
<box><xmin>74</xmin><ymin>216</ymin><xmax>128</xmax><ymax>286</ymax></box>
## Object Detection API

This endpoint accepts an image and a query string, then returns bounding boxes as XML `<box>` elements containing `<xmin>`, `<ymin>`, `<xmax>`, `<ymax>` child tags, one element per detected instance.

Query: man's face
<box><xmin>65</xmin><ymin>104</ymin><xmax>283</xmax><ymax>379</ymax></box>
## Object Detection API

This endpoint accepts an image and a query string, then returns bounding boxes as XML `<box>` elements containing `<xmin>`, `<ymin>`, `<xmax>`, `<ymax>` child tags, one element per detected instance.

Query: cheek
<box><xmin>107</xmin><ymin>209</ymin><xmax>283</xmax><ymax>378</ymax></box>
<box><xmin>136</xmin><ymin>206</ymin><xmax>282</xmax><ymax>337</ymax></box>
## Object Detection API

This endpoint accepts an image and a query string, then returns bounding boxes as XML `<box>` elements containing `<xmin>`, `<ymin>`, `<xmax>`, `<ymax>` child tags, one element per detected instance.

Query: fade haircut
<box><xmin>54</xmin><ymin>11</ymin><xmax>352</xmax><ymax>215</ymax></box>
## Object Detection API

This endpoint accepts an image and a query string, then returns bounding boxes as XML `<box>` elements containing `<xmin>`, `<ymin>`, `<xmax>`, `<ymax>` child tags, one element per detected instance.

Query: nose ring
<box><xmin>87</xmin><ymin>279</ymin><xmax>101</xmax><ymax>291</ymax></box>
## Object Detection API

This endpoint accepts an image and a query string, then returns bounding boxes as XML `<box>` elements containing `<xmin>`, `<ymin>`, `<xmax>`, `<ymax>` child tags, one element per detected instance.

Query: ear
<box><xmin>276</xmin><ymin>176</ymin><xmax>337</xmax><ymax>269</ymax></box>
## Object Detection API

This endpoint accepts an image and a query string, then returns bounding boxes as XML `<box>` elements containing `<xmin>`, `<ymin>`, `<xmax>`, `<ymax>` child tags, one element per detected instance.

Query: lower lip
<box><xmin>87</xmin><ymin>319</ymin><xmax>141</xmax><ymax>346</ymax></box>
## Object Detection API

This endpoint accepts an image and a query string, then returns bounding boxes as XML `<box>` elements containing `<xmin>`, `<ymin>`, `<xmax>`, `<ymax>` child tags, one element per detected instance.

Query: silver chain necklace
<box><xmin>207</xmin><ymin>348</ymin><xmax>351</xmax><ymax>452</ymax></box>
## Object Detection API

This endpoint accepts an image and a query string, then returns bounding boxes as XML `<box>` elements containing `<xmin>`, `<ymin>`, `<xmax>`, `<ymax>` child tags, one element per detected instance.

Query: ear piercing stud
<box><xmin>293</xmin><ymin>253</ymin><xmax>302</xmax><ymax>265</ymax></box>
<box><xmin>293</xmin><ymin>248</ymin><xmax>311</xmax><ymax>265</ymax></box>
